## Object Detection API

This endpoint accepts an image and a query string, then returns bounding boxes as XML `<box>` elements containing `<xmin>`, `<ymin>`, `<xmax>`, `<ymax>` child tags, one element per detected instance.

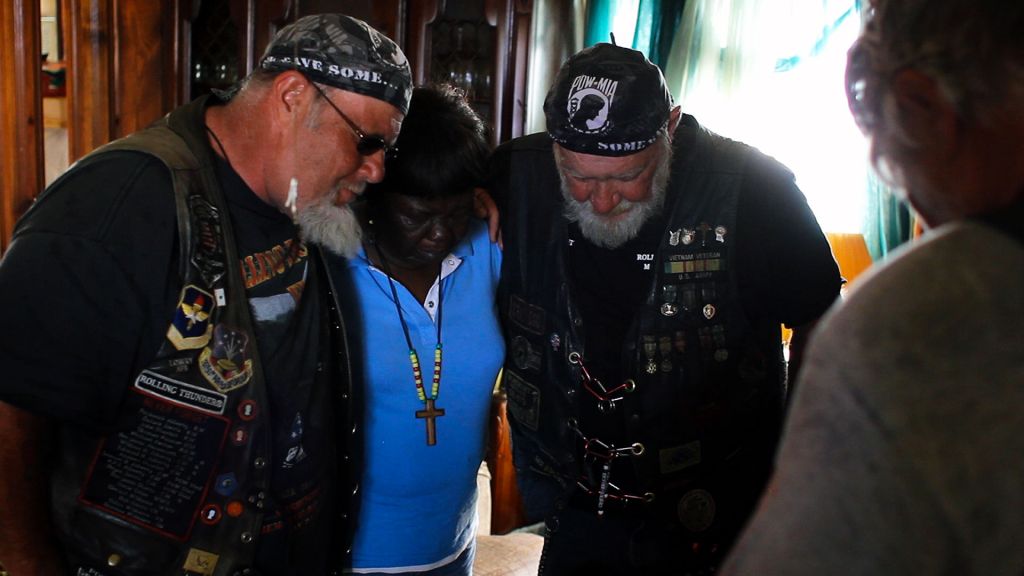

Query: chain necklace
<box><xmin>373</xmin><ymin>242</ymin><xmax>446</xmax><ymax>446</ymax></box>
<box><xmin>205</xmin><ymin>123</ymin><xmax>232</xmax><ymax>168</ymax></box>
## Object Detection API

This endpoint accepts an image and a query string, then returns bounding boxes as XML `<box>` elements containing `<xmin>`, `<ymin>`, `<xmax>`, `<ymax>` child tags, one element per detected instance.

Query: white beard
<box><xmin>560</xmin><ymin>140</ymin><xmax>672</xmax><ymax>249</ymax></box>
<box><xmin>296</xmin><ymin>194</ymin><xmax>363</xmax><ymax>258</ymax></box>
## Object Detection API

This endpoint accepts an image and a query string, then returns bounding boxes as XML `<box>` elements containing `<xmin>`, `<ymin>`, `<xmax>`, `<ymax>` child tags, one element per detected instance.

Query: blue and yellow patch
<box><xmin>167</xmin><ymin>285</ymin><xmax>215</xmax><ymax>350</ymax></box>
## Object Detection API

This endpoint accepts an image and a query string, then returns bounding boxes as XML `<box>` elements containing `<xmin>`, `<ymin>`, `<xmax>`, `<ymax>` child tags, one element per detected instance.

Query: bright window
<box><xmin>664</xmin><ymin>0</ymin><xmax>867</xmax><ymax>233</ymax></box>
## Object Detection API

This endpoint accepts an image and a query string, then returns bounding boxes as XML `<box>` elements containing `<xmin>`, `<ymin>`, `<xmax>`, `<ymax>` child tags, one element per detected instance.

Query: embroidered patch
<box><xmin>226</xmin><ymin>500</ymin><xmax>244</xmax><ymax>517</ymax></box>
<box><xmin>566</xmin><ymin>74</ymin><xmax>617</xmax><ymax>134</ymax></box>
<box><xmin>134</xmin><ymin>370</ymin><xmax>227</xmax><ymax>415</ymax></box>
<box><xmin>182</xmin><ymin>548</ymin><xmax>219</xmax><ymax>576</ymax></box>
<box><xmin>504</xmin><ymin>370</ymin><xmax>541</xmax><ymax>431</ymax></box>
<box><xmin>166</xmin><ymin>285</ymin><xmax>215</xmax><ymax>350</ymax></box>
<box><xmin>659</xmin><ymin>441</ymin><xmax>701</xmax><ymax>474</ymax></box>
<box><xmin>677</xmin><ymin>489</ymin><xmax>716</xmax><ymax>533</ymax></box>
<box><xmin>237</xmin><ymin>399</ymin><xmax>258</xmax><ymax>421</ymax></box>
<box><xmin>508</xmin><ymin>295</ymin><xmax>545</xmax><ymax>335</ymax></box>
<box><xmin>230</xmin><ymin>426</ymin><xmax>248</xmax><ymax>446</ymax></box>
<box><xmin>79</xmin><ymin>395</ymin><xmax>229</xmax><ymax>540</ymax></box>
<box><xmin>214</xmin><ymin>473</ymin><xmax>238</xmax><ymax>497</ymax></box>
<box><xmin>511</xmin><ymin>335</ymin><xmax>542</xmax><ymax>372</ymax></box>
<box><xmin>189</xmin><ymin>196</ymin><xmax>226</xmax><ymax>287</ymax></box>
<box><xmin>199</xmin><ymin>504</ymin><xmax>222</xmax><ymax>525</ymax></box>
<box><xmin>198</xmin><ymin>325</ymin><xmax>254</xmax><ymax>392</ymax></box>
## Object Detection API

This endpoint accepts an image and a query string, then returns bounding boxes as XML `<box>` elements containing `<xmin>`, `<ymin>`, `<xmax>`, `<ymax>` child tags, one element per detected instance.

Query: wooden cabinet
<box><xmin>185</xmin><ymin>0</ymin><xmax>532</xmax><ymax>144</ymax></box>
<box><xmin>1</xmin><ymin>0</ymin><xmax>180</xmax><ymax>250</ymax></box>
<box><xmin>407</xmin><ymin>0</ymin><xmax>532</xmax><ymax>144</ymax></box>
<box><xmin>2</xmin><ymin>0</ymin><xmax>533</xmax><ymax>246</ymax></box>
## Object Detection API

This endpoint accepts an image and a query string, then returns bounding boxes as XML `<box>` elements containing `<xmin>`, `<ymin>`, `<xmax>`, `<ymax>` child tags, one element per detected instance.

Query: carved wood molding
<box><xmin>0</xmin><ymin>0</ymin><xmax>44</xmax><ymax>250</ymax></box>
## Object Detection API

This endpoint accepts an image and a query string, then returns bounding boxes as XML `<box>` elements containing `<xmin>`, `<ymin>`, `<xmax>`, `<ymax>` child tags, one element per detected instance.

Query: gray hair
<box><xmin>846</xmin><ymin>0</ymin><xmax>1024</xmax><ymax>172</ymax></box>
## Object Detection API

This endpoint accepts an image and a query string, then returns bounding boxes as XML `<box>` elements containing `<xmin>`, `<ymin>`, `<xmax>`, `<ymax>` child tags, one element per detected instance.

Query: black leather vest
<box><xmin>47</xmin><ymin>98</ymin><xmax>360</xmax><ymax>576</ymax></box>
<box><xmin>497</xmin><ymin>120</ymin><xmax>785</xmax><ymax>544</ymax></box>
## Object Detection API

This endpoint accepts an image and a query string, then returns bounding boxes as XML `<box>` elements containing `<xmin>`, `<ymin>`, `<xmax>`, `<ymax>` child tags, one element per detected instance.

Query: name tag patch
<box><xmin>134</xmin><ymin>370</ymin><xmax>227</xmax><ymax>415</ymax></box>
<box><xmin>509</xmin><ymin>295</ymin><xmax>546</xmax><ymax>335</ymax></box>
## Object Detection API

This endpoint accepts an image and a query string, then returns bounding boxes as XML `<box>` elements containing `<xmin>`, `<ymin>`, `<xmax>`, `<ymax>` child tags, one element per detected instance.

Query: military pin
<box><xmin>703</xmin><ymin>304</ymin><xmax>716</xmax><ymax>320</ymax></box>
<box><xmin>712</xmin><ymin>324</ymin><xmax>727</xmax><ymax>346</ymax></box>
<box><xmin>658</xmin><ymin>336</ymin><xmax>673</xmax><ymax>372</ymax></box>
<box><xmin>660</xmin><ymin>302</ymin><xmax>678</xmax><ymax>317</ymax></box>
<box><xmin>698</xmin><ymin>327</ymin><xmax>713</xmax><ymax>349</ymax></box>
<box><xmin>643</xmin><ymin>336</ymin><xmax>658</xmax><ymax>374</ymax></box>
<box><xmin>669</xmin><ymin>229</ymin><xmax>682</xmax><ymax>246</ymax></box>
<box><xmin>715</xmin><ymin>225</ymin><xmax>727</xmax><ymax>243</ymax></box>
<box><xmin>549</xmin><ymin>333</ymin><xmax>561</xmax><ymax>352</ymax></box>
<box><xmin>682</xmin><ymin>228</ymin><xmax>695</xmax><ymax>245</ymax></box>
<box><xmin>673</xmin><ymin>331</ymin><xmax>687</xmax><ymax>353</ymax></box>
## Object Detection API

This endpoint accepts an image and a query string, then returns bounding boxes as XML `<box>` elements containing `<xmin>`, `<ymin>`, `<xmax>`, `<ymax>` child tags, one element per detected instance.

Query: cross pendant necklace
<box><xmin>415</xmin><ymin>398</ymin><xmax>446</xmax><ymax>446</ymax></box>
<box><xmin>375</xmin><ymin>243</ymin><xmax>446</xmax><ymax>446</ymax></box>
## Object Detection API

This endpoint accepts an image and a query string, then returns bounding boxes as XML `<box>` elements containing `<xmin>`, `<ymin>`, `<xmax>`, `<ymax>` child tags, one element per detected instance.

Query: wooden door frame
<box><xmin>1</xmin><ymin>0</ymin><xmax>45</xmax><ymax>251</ymax></box>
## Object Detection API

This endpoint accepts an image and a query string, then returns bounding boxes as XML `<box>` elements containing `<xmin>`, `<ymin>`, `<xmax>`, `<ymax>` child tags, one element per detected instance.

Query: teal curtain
<box><xmin>584</xmin><ymin>0</ymin><xmax>618</xmax><ymax>47</ymax></box>
<box><xmin>632</xmin><ymin>0</ymin><xmax>686</xmax><ymax>69</ymax></box>
<box><xmin>855</xmin><ymin>2</ymin><xmax>911</xmax><ymax>261</ymax></box>
<box><xmin>863</xmin><ymin>170</ymin><xmax>913</xmax><ymax>260</ymax></box>
<box><xmin>583</xmin><ymin>0</ymin><xmax>684</xmax><ymax>67</ymax></box>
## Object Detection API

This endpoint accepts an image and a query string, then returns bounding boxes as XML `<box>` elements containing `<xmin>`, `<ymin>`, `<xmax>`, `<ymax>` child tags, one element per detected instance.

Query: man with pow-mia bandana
<box><xmin>489</xmin><ymin>43</ymin><xmax>841</xmax><ymax>574</ymax></box>
<box><xmin>0</xmin><ymin>14</ymin><xmax>410</xmax><ymax>576</ymax></box>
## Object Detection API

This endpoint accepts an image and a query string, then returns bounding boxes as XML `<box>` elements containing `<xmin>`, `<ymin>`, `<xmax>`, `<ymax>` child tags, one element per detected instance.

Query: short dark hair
<box><xmin>368</xmin><ymin>84</ymin><xmax>490</xmax><ymax>200</ymax></box>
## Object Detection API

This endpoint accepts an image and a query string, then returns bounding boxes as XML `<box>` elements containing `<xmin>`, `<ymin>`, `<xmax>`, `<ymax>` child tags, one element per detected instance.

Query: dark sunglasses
<box><xmin>308</xmin><ymin>80</ymin><xmax>393</xmax><ymax>157</ymax></box>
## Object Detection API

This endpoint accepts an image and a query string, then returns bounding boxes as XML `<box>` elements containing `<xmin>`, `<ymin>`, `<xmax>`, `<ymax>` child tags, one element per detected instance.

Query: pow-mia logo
<box><xmin>167</xmin><ymin>285</ymin><xmax>215</xmax><ymax>350</ymax></box>
<box><xmin>566</xmin><ymin>74</ymin><xmax>619</xmax><ymax>134</ymax></box>
<box><xmin>198</xmin><ymin>324</ymin><xmax>253</xmax><ymax>392</ymax></box>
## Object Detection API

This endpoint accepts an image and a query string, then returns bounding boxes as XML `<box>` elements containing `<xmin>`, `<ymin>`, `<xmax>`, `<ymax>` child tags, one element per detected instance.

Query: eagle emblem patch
<box><xmin>167</xmin><ymin>285</ymin><xmax>215</xmax><ymax>350</ymax></box>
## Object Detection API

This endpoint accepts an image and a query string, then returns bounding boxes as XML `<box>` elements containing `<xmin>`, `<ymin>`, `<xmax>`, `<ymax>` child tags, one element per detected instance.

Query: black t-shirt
<box><xmin>0</xmin><ymin>145</ymin><xmax>332</xmax><ymax>573</ymax></box>
<box><xmin>212</xmin><ymin>154</ymin><xmax>332</xmax><ymax>573</ymax></box>
<box><xmin>566</xmin><ymin>215</ymin><xmax>665</xmax><ymax>388</ymax></box>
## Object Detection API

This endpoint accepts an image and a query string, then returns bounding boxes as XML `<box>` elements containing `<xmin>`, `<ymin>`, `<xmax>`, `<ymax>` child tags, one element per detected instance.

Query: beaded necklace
<box><xmin>374</xmin><ymin>242</ymin><xmax>445</xmax><ymax>446</ymax></box>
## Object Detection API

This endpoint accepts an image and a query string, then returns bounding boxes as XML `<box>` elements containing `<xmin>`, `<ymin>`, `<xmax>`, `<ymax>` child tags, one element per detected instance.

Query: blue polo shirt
<box><xmin>347</xmin><ymin>220</ymin><xmax>504</xmax><ymax>572</ymax></box>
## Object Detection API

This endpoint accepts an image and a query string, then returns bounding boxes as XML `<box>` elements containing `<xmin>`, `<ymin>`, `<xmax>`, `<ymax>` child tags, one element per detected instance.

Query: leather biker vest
<box><xmin>498</xmin><ymin>121</ymin><xmax>785</xmax><ymax>544</ymax></box>
<box><xmin>47</xmin><ymin>98</ymin><xmax>359</xmax><ymax>576</ymax></box>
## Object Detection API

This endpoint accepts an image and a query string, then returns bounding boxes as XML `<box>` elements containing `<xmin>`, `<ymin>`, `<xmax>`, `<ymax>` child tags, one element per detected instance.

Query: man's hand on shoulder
<box><xmin>474</xmin><ymin>187</ymin><xmax>503</xmax><ymax>249</ymax></box>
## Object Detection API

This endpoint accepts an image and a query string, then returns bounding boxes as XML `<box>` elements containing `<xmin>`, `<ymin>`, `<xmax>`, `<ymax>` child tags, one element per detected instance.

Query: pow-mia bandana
<box><xmin>544</xmin><ymin>43</ymin><xmax>673</xmax><ymax>157</ymax></box>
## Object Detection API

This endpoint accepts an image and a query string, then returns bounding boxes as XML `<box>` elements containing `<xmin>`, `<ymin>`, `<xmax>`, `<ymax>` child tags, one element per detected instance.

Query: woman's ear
<box><xmin>891</xmin><ymin>69</ymin><xmax>958</xmax><ymax>161</ymax></box>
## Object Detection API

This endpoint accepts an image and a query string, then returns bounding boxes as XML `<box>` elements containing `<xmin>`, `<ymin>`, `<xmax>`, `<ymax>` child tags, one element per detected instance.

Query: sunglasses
<box><xmin>308</xmin><ymin>80</ymin><xmax>393</xmax><ymax>157</ymax></box>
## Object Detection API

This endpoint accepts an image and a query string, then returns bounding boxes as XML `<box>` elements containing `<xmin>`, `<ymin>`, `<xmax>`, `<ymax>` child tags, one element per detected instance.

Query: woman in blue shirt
<box><xmin>345</xmin><ymin>84</ymin><xmax>503</xmax><ymax>574</ymax></box>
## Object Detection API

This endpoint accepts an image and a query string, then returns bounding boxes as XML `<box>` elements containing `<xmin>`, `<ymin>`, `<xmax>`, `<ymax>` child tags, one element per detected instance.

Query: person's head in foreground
<box><xmin>846</xmin><ymin>0</ymin><xmax>1024</xmax><ymax>226</ymax></box>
